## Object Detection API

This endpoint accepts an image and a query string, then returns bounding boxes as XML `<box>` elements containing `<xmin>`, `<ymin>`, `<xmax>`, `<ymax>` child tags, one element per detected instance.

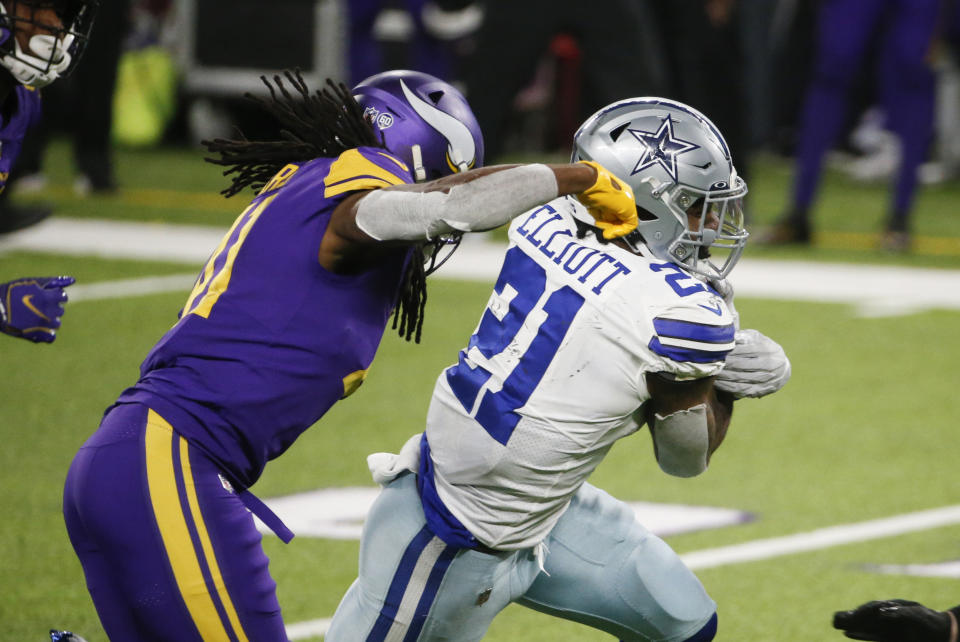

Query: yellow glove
<box><xmin>575</xmin><ymin>160</ymin><xmax>638</xmax><ymax>240</ymax></box>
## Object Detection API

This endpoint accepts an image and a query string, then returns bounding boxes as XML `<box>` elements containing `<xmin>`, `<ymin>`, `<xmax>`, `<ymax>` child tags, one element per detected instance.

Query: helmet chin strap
<box><xmin>1</xmin><ymin>32</ymin><xmax>73</xmax><ymax>88</ymax></box>
<box><xmin>409</xmin><ymin>144</ymin><xmax>428</xmax><ymax>182</ymax></box>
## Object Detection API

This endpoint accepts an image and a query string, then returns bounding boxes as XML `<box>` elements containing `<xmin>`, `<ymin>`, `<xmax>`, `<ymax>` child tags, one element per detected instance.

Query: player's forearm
<box><xmin>548</xmin><ymin>161</ymin><xmax>600</xmax><ymax>195</ymax></box>
<box><xmin>353</xmin><ymin>164</ymin><xmax>560</xmax><ymax>242</ymax></box>
<box><xmin>390</xmin><ymin>161</ymin><xmax>597</xmax><ymax>197</ymax></box>
<box><xmin>706</xmin><ymin>388</ymin><xmax>734</xmax><ymax>461</ymax></box>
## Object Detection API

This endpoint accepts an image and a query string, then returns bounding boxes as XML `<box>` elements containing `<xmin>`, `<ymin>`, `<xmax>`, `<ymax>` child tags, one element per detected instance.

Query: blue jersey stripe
<box><xmin>648</xmin><ymin>336</ymin><xmax>731</xmax><ymax>364</ymax></box>
<box><xmin>653</xmin><ymin>317</ymin><xmax>735</xmax><ymax>344</ymax></box>
<box><xmin>367</xmin><ymin>526</ymin><xmax>436</xmax><ymax>641</ymax></box>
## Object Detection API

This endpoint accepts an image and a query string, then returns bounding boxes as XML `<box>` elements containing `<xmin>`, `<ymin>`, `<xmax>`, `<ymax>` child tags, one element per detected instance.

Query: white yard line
<box><xmin>681</xmin><ymin>504</ymin><xmax>960</xmax><ymax>570</ymax></box>
<box><xmin>286</xmin><ymin>618</ymin><xmax>333</xmax><ymax>640</ymax></box>
<box><xmin>4</xmin><ymin>217</ymin><xmax>960</xmax><ymax>316</ymax></box>
<box><xmin>66</xmin><ymin>273</ymin><xmax>199</xmax><ymax>302</ymax></box>
<box><xmin>285</xmin><ymin>505</ymin><xmax>960</xmax><ymax>639</ymax></box>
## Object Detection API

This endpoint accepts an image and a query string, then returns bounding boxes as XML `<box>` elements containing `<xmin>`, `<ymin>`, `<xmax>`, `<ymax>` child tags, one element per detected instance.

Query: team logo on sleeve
<box><xmin>629</xmin><ymin>114</ymin><xmax>699</xmax><ymax>182</ymax></box>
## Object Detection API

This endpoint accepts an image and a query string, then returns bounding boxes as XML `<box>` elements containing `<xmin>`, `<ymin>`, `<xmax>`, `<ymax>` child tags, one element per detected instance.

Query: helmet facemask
<box><xmin>663</xmin><ymin>175</ymin><xmax>748</xmax><ymax>279</ymax></box>
<box><xmin>0</xmin><ymin>0</ymin><xmax>97</xmax><ymax>88</ymax></box>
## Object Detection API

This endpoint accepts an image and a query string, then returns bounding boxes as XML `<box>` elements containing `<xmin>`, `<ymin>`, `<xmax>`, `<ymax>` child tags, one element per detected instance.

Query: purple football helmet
<box><xmin>353</xmin><ymin>70</ymin><xmax>484</xmax><ymax>182</ymax></box>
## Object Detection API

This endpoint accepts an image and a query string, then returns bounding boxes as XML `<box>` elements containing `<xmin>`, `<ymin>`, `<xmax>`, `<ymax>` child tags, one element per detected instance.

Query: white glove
<box><xmin>714</xmin><ymin>329</ymin><xmax>790</xmax><ymax>398</ymax></box>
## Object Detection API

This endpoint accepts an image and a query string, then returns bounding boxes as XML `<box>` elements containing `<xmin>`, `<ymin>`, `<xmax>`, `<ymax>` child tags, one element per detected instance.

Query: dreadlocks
<box><xmin>202</xmin><ymin>70</ymin><xmax>381</xmax><ymax>197</ymax></box>
<box><xmin>202</xmin><ymin>69</ymin><xmax>429</xmax><ymax>343</ymax></box>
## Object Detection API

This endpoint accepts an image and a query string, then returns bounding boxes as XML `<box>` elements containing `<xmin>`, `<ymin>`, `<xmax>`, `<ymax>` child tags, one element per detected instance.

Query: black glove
<box><xmin>833</xmin><ymin>599</ymin><xmax>952</xmax><ymax>641</ymax></box>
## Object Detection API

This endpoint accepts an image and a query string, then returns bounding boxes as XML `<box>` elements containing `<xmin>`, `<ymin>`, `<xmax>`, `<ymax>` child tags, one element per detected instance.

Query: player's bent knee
<box><xmin>684</xmin><ymin>612</ymin><xmax>717</xmax><ymax>642</ymax></box>
<box><xmin>612</xmin><ymin>534</ymin><xmax>716</xmax><ymax>641</ymax></box>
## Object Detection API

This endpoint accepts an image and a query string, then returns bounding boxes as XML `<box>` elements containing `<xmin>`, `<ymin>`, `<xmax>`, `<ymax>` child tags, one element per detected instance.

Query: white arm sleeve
<box><xmin>353</xmin><ymin>164</ymin><xmax>559</xmax><ymax>241</ymax></box>
<box><xmin>651</xmin><ymin>403</ymin><xmax>710</xmax><ymax>478</ymax></box>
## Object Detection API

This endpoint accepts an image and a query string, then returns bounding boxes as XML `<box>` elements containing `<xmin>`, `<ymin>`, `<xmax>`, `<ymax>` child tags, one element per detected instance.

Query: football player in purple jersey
<box><xmin>61</xmin><ymin>68</ymin><xmax>638</xmax><ymax>641</ymax></box>
<box><xmin>0</xmin><ymin>0</ymin><xmax>97</xmax><ymax>343</ymax></box>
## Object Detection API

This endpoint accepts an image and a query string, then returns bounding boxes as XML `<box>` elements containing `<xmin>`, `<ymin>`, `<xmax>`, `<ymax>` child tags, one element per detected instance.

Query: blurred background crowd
<box><xmin>5</xmin><ymin>0</ymin><xmax>960</xmax><ymax>250</ymax></box>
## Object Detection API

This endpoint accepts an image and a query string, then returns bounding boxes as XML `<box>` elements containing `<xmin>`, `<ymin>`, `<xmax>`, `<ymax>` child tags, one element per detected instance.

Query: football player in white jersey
<box><xmin>326</xmin><ymin>98</ymin><xmax>791</xmax><ymax>642</ymax></box>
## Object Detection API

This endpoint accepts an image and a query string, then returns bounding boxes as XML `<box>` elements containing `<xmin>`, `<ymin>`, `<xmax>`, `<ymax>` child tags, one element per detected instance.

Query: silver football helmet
<box><xmin>572</xmin><ymin>97</ymin><xmax>748</xmax><ymax>279</ymax></box>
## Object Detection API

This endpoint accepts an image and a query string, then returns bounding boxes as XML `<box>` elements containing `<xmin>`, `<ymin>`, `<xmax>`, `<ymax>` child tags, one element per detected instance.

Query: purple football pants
<box><xmin>63</xmin><ymin>403</ymin><xmax>287</xmax><ymax>641</ymax></box>
<box><xmin>792</xmin><ymin>0</ymin><xmax>938</xmax><ymax>227</ymax></box>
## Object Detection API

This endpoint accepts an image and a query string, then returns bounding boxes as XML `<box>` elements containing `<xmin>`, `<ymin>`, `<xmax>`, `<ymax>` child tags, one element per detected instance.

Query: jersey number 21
<box><xmin>446</xmin><ymin>247</ymin><xmax>584</xmax><ymax>445</ymax></box>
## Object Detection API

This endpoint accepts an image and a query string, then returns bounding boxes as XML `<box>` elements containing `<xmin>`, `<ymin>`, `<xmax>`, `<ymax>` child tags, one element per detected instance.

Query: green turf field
<box><xmin>1</xmin><ymin>141</ymin><xmax>959</xmax><ymax>641</ymax></box>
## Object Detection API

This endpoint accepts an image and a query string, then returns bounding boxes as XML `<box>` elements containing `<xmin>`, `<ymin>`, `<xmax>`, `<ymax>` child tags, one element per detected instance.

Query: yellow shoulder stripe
<box><xmin>324</xmin><ymin>149</ymin><xmax>408</xmax><ymax>198</ymax></box>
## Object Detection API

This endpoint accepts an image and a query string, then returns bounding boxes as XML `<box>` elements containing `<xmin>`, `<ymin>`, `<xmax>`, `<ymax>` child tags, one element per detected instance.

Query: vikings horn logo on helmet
<box><xmin>399</xmin><ymin>79</ymin><xmax>477</xmax><ymax>173</ymax></box>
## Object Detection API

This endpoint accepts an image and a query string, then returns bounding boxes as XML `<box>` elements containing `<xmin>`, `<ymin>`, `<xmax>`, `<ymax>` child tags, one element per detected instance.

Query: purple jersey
<box><xmin>117</xmin><ymin>146</ymin><xmax>415</xmax><ymax>488</ymax></box>
<box><xmin>0</xmin><ymin>85</ymin><xmax>41</xmax><ymax>191</ymax></box>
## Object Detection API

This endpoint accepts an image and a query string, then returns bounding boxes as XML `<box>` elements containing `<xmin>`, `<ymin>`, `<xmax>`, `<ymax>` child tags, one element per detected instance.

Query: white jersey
<box><xmin>421</xmin><ymin>197</ymin><xmax>736</xmax><ymax>550</ymax></box>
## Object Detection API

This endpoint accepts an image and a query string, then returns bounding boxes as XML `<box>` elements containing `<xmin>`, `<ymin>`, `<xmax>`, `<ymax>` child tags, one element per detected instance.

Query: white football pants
<box><xmin>326</xmin><ymin>473</ymin><xmax>716</xmax><ymax>641</ymax></box>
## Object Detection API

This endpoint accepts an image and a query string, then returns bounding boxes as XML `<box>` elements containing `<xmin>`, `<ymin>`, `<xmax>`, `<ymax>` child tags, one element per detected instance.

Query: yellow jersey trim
<box><xmin>187</xmin><ymin>193</ymin><xmax>277</xmax><ymax>319</ymax></box>
<box><xmin>323</xmin><ymin>149</ymin><xmax>407</xmax><ymax>198</ymax></box>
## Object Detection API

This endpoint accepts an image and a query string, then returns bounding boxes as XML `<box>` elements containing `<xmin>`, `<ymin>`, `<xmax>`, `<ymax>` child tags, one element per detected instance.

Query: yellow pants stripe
<box><xmin>144</xmin><ymin>410</ymin><xmax>248</xmax><ymax>642</ymax></box>
<box><xmin>178</xmin><ymin>437</ymin><xmax>250</xmax><ymax>642</ymax></box>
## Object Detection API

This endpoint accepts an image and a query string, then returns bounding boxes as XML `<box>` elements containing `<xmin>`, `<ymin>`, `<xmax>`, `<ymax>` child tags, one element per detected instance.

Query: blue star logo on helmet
<box><xmin>628</xmin><ymin>115</ymin><xmax>699</xmax><ymax>182</ymax></box>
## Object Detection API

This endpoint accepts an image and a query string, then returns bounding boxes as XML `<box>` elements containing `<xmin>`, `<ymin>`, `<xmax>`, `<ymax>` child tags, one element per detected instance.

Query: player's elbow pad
<box><xmin>354</xmin><ymin>164</ymin><xmax>558</xmax><ymax>241</ymax></box>
<box><xmin>652</xmin><ymin>404</ymin><xmax>709</xmax><ymax>478</ymax></box>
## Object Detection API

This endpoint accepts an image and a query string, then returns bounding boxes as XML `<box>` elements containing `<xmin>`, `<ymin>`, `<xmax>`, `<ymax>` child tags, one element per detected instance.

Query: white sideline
<box><xmin>286</xmin><ymin>505</ymin><xmax>960</xmax><ymax>639</ymax></box>
<box><xmin>3</xmin><ymin>217</ymin><xmax>960</xmax><ymax>317</ymax></box>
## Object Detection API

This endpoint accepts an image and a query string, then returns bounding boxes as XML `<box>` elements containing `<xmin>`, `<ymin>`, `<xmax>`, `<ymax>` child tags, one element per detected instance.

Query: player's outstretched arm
<box><xmin>644</xmin><ymin>374</ymin><xmax>735</xmax><ymax>478</ymax></box>
<box><xmin>319</xmin><ymin>161</ymin><xmax>636</xmax><ymax>270</ymax></box>
<box><xmin>0</xmin><ymin>276</ymin><xmax>74</xmax><ymax>343</ymax></box>
<box><xmin>833</xmin><ymin>599</ymin><xmax>960</xmax><ymax>642</ymax></box>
